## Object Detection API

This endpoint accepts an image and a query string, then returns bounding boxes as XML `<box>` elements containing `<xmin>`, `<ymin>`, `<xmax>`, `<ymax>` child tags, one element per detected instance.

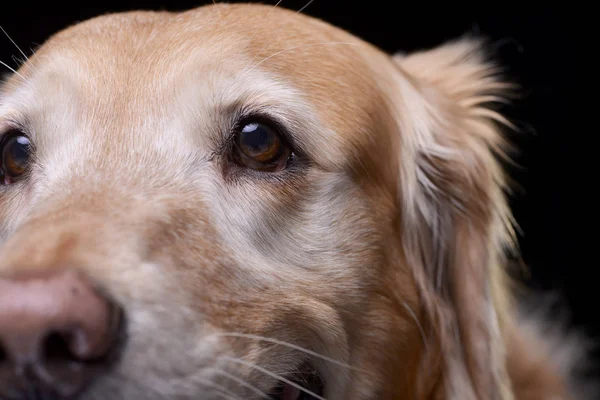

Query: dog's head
<box><xmin>0</xmin><ymin>4</ymin><xmax>524</xmax><ymax>399</ymax></box>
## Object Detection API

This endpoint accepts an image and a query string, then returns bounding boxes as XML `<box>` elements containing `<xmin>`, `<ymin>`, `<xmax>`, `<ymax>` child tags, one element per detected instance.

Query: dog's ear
<box><xmin>391</xmin><ymin>38</ymin><xmax>518</xmax><ymax>399</ymax></box>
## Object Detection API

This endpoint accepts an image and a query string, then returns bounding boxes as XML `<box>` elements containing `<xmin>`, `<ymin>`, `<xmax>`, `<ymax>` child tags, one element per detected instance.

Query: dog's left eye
<box><xmin>232</xmin><ymin>122</ymin><xmax>291</xmax><ymax>172</ymax></box>
<box><xmin>1</xmin><ymin>132</ymin><xmax>32</xmax><ymax>185</ymax></box>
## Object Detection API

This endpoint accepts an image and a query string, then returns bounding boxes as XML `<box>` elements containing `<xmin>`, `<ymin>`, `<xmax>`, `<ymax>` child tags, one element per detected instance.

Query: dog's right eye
<box><xmin>232</xmin><ymin>121</ymin><xmax>292</xmax><ymax>172</ymax></box>
<box><xmin>1</xmin><ymin>131</ymin><xmax>32</xmax><ymax>185</ymax></box>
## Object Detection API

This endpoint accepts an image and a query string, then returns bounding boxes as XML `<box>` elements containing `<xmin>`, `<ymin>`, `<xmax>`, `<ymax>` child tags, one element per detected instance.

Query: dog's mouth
<box><xmin>269</xmin><ymin>363</ymin><xmax>324</xmax><ymax>400</ymax></box>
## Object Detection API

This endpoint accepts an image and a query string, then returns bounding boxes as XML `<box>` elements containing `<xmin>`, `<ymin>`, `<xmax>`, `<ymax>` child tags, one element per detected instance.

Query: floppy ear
<box><xmin>391</xmin><ymin>38</ymin><xmax>518</xmax><ymax>400</ymax></box>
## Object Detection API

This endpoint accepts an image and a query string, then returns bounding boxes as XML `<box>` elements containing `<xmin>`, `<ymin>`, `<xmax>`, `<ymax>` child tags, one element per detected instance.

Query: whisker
<box><xmin>0</xmin><ymin>25</ymin><xmax>29</xmax><ymax>62</ymax></box>
<box><xmin>11</xmin><ymin>55</ymin><xmax>23</xmax><ymax>66</ymax></box>
<box><xmin>213</xmin><ymin>368</ymin><xmax>271</xmax><ymax>399</ymax></box>
<box><xmin>198</xmin><ymin>378</ymin><xmax>245</xmax><ymax>400</ymax></box>
<box><xmin>115</xmin><ymin>372</ymin><xmax>245</xmax><ymax>400</ymax></box>
<box><xmin>211</xmin><ymin>0</ymin><xmax>223</xmax><ymax>20</ymax></box>
<box><xmin>241</xmin><ymin>41</ymin><xmax>361</xmax><ymax>78</ymax></box>
<box><xmin>221</xmin><ymin>356</ymin><xmax>326</xmax><ymax>400</ymax></box>
<box><xmin>239</xmin><ymin>0</ymin><xmax>285</xmax><ymax>72</ymax></box>
<box><xmin>108</xmin><ymin>372</ymin><xmax>167</xmax><ymax>399</ymax></box>
<box><xmin>213</xmin><ymin>332</ymin><xmax>363</xmax><ymax>372</ymax></box>
<box><xmin>0</xmin><ymin>60</ymin><xmax>25</xmax><ymax>80</ymax></box>
<box><xmin>297</xmin><ymin>0</ymin><xmax>316</xmax><ymax>14</ymax></box>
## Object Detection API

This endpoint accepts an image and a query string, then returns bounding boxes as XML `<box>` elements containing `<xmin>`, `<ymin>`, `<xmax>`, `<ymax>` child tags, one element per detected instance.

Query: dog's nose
<box><xmin>0</xmin><ymin>270</ymin><xmax>123</xmax><ymax>398</ymax></box>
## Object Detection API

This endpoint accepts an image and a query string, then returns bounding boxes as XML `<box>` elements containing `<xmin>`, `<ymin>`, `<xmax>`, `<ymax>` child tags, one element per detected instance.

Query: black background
<box><xmin>1</xmin><ymin>0</ymin><xmax>595</xmax><ymax>376</ymax></box>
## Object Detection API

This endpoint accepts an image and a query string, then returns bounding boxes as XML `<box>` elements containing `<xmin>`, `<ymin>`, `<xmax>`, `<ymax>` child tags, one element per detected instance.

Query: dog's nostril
<box><xmin>44</xmin><ymin>332</ymin><xmax>77</xmax><ymax>363</ymax></box>
<box><xmin>0</xmin><ymin>271</ymin><xmax>125</xmax><ymax>398</ymax></box>
<box><xmin>0</xmin><ymin>340</ymin><xmax>6</xmax><ymax>363</ymax></box>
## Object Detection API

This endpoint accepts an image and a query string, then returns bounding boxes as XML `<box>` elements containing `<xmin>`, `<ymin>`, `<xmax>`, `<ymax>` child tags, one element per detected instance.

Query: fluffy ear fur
<box><xmin>392</xmin><ymin>38</ymin><xmax>518</xmax><ymax>400</ymax></box>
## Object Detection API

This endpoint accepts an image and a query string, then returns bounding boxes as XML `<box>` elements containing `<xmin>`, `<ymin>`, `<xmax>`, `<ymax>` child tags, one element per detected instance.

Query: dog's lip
<box><xmin>268</xmin><ymin>362</ymin><xmax>324</xmax><ymax>400</ymax></box>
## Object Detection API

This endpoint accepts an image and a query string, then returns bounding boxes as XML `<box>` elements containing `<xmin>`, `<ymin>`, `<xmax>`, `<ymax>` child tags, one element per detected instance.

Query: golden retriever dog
<box><xmin>0</xmin><ymin>3</ymin><xmax>593</xmax><ymax>399</ymax></box>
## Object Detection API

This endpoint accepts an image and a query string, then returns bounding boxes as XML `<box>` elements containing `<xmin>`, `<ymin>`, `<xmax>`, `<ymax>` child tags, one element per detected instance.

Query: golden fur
<box><xmin>0</xmin><ymin>3</ymin><xmax>591</xmax><ymax>399</ymax></box>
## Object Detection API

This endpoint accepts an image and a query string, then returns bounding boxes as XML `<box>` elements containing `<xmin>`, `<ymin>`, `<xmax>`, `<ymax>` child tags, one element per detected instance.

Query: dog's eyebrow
<box><xmin>0</xmin><ymin>109</ymin><xmax>29</xmax><ymax>137</ymax></box>
<box><xmin>0</xmin><ymin>54</ymin><xmax>82</xmax><ymax>131</ymax></box>
<box><xmin>218</xmin><ymin>90</ymin><xmax>344</xmax><ymax>170</ymax></box>
<box><xmin>171</xmin><ymin>63</ymin><xmax>340</xmax><ymax>164</ymax></box>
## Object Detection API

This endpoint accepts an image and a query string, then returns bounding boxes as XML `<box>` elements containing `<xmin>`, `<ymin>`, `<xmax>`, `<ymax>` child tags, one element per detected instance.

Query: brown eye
<box><xmin>1</xmin><ymin>133</ymin><xmax>32</xmax><ymax>185</ymax></box>
<box><xmin>233</xmin><ymin>122</ymin><xmax>291</xmax><ymax>171</ymax></box>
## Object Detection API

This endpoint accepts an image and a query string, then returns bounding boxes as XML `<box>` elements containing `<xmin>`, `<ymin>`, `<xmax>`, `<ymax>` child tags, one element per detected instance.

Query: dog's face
<box><xmin>0</xmin><ymin>4</ymin><xmax>518</xmax><ymax>400</ymax></box>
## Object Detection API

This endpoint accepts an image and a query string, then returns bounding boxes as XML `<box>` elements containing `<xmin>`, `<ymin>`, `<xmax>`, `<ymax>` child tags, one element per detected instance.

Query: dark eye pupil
<box><xmin>239</xmin><ymin>123</ymin><xmax>275</xmax><ymax>156</ymax></box>
<box><xmin>232</xmin><ymin>120</ymin><xmax>291</xmax><ymax>172</ymax></box>
<box><xmin>2</xmin><ymin>135</ymin><xmax>31</xmax><ymax>180</ymax></box>
<box><xmin>9</xmin><ymin>136</ymin><xmax>30</xmax><ymax>163</ymax></box>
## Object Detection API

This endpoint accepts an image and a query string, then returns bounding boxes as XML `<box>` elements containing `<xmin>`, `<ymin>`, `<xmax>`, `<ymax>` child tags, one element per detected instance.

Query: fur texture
<box><xmin>0</xmin><ymin>3</ymin><xmax>591</xmax><ymax>399</ymax></box>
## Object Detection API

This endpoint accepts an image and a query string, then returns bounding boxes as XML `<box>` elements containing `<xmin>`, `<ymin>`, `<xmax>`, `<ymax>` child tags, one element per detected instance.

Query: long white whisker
<box><xmin>0</xmin><ymin>26</ymin><xmax>29</xmax><ymax>62</ymax></box>
<box><xmin>109</xmin><ymin>372</ymin><xmax>166</xmax><ymax>398</ymax></box>
<box><xmin>0</xmin><ymin>60</ymin><xmax>25</xmax><ymax>80</ymax></box>
<box><xmin>221</xmin><ymin>356</ymin><xmax>326</xmax><ymax>400</ymax></box>
<box><xmin>297</xmin><ymin>0</ymin><xmax>316</xmax><ymax>13</ymax></box>
<box><xmin>213</xmin><ymin>368</ymin><xmax>271</xmax><ymax>399</ymax></box>
<box><xmin>198</xmin><ymin>378</ymin><xmax>244</xmax><ymax>400</ymax></box>
<box><xmin>241</xmin><ymin>41</ymin><xmax>360</xmax><ymax>78</ymax></box>
<box><xmin>213</xmin><ymin>332</ymin><xmax>362</xmax><ymax>372</ymax></box>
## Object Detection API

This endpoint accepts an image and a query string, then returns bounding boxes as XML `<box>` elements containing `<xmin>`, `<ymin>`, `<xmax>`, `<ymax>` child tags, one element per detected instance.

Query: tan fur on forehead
<box><xmin>3</xmin><ymin>3</ymin><xmax>393</xmax><ymax>169</ymax></box>
<box><xmin>0</xmin><ymin>4</ymin><xmax>590</xmax><ymax>400</ymax></box>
